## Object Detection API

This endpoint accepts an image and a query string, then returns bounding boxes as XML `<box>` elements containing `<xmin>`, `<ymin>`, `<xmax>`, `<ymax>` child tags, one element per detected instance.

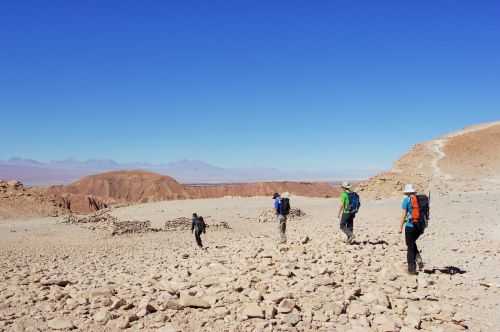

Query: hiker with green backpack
<box><xmin>337</xmin><ymin>182</ymin><xmax>361</xmax><ymax>244</ymax></box>
<box><xmin>400</xmin><ymin>184</ymin><xmax>430</xmax><ymax>274</ymax></box>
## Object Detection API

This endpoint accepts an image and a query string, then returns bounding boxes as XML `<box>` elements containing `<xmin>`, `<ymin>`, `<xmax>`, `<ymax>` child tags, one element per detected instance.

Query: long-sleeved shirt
<box><xmin>191</xmin><ymin>217</ymin><xmax>206</xmax><ymax>233</ymax></box>
<box><xmin>274</xmin><ymin>198</ymin><xmax>281</xmax><ymax>215</ymax></box>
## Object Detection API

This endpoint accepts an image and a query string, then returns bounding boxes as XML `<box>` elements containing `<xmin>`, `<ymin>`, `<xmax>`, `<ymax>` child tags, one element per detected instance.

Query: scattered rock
<box><xmin>264</xmin><ymin>305</ymin><xmax>278</xmax><ymax>319</ymax></box>
<box><xmin>40</xmin><ymin>279</ymin><xmax>72</xmax><ymax>287</ymax></box>
<box><xmin>63</xmin><ymin>211</ymin><xmax>155</xmax><ymax>235</ymax></box>
<box><xmin>158</xmin><ymin>323</ymin><xmax>178</xmax><ymax>332</ymax></box>
<box><xmin>110</xmin><ymin>298</ymin><xmax>126</xmax><ymax>310</ymax></box>
<box><xmin>348</xmin><ymin>302</ymin><xmax>370</xmax><ymax>319</ymax></box>
<box><xmin>115</xmin><ymin>314</ymin><xmax>138</xmax><ymax>329</ymax></box>
<box><xmin>164</xmin><ymin>299</ymin><xmax>184</xmax><ymax>310</ymax></box>
<box><xmin>47</xmin><ymin>318</ymin><xmax>75</xmax><ymax>330</ymax></box>
<box><xmin>179</xmin><ymin>294</ymin><xmax>211</xmax><ymax>309</ymax></box>
<box><xmin>267</xmin><ymin>291</ymin><xmax>292</xmax><ymax>304</ymax></box>
<box><xmin>242</xmin><ymin>303</ymin><xmax>265</xmax><ymax>319</ymax></box>
<box><xmin>278</xmin><ymin>299</ymin><xmax>296</xmax><ymax>314</ymax></box>
<box><xmin>282</xmin><ymin>310</ymin><xmax>302</xmax><ymax>326</ymax></box>
<box><xmin>89</xmin><ymin>287</ymin><xmax>116</xmax><ymax>298</ymax></box>
<box><xmin>164</xmin><ymin>217</ymin><xmax>231</xmax><ymax>231</ymax></box>
<box><xmin>258</xmin><ymin>208</ymin><xmax>306</xmax><ymax>223</ymax></box>
<box><xmin>136</xmin><ymin>297</ymin><xmax>157</xmax><ymax>317</ymax></box>
<box><xmin>94</xmin><ymin>309</ymin><xmax>112</xmax><ymax>324</ymax></box>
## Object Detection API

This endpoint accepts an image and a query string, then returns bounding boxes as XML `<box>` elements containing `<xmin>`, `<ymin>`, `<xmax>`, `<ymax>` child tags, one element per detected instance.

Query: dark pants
<box><xmin>194</xmin><ymin>229</ymin><xmax>203</xmax><ymax>248</ymax></box>
<box><xmin>277</xmin><ymin>215</ymin><xmax>287</xmax><ymax>243</ymax></box>
<box><xmin>405</xmin><ymin>226</ymin><xmax>422</xmax><ymax>272</ymax></box>
<box><xmin>340</xmin><ymin>212</ymin><xmax>354</xmax><ymax>238</ymax></box>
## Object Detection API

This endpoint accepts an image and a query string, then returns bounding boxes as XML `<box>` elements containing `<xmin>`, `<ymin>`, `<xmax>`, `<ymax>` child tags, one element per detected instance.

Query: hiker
<box><xmin>337</xmin><ymin>181</ymin><xmax>360</xmax><ymax>244</ymax></box>
<box><xmin>191</xmin><ymin>213</ymin><xmax>206</xmax><ymax>248</ymax></box>
<box><xmin>273</xmin><ymin>192</ymin><xmax>291</xmax><ymax>243</ymax></box>
<box><xmin>400</xmin><ymin>184</ymin><xmax>427</xmax><ymax>274</ymax></box>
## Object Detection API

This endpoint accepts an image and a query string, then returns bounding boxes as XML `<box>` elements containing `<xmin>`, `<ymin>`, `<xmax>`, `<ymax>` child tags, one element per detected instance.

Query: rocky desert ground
<box><xmin>1</xmin><ymin>122</ymin><xmax>500</xmax><ymax>331</ymax></box>
<box><xmin>1</xmin><ymin>193</ymin><xmax>500</xmax><ymax>332</ymax></box>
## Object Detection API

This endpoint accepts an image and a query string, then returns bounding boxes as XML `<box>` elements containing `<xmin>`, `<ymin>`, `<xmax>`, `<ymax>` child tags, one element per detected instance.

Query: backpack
<box><xmin>347</xmin><ymin>192</ymin><xmax>361</xmax><ymax>214</ymax></box>
<box><xmin>280</xmin><ymin>198</ymin><xmax>291</xmax><ymax>216</ymax></box>
<box><xmin>409</xmin><ymin>194</ymin><xmax>430</xmax><ymax>231</ymax></box>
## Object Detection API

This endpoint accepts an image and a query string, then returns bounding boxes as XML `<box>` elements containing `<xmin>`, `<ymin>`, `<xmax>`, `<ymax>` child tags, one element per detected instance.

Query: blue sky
<box><xmin>1</xmin><ymin>1</ymin><xmax>499</xmax><ymax>172</ymax></box>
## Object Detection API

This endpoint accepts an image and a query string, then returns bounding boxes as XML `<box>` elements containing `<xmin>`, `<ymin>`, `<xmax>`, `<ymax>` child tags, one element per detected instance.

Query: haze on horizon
<box><xmin>1</xmin><ymin>1</ymin><xmax>499</xmax><ymax>174</ymax></box>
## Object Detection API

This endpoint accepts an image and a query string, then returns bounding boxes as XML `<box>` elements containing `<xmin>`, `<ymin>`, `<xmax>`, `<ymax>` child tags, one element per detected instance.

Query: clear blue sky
<box><xmin>1</xmin><ymin>1</ymin><xmax>499</xmax><ymax>171</ymax></box>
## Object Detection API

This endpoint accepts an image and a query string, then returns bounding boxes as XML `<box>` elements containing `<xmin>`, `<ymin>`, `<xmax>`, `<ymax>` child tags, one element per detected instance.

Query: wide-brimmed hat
<box><xmin>272</xmin><ymin>192</ymin><xmax>280</xmax><ymax>199</ymax></box>
<box><xmin>282</xmin><ymin>192</ymin><xmax>290</xmax><ymax>198</ymax></box>
<box><xmin>341</xmin><ymin>181</ymin><xmax>352</xmax><ymax>190</ymax></box>
<box><xmin>403</xmin><ymin>184</ymin><xmax>416</xmax><ymax>194</ymax></box>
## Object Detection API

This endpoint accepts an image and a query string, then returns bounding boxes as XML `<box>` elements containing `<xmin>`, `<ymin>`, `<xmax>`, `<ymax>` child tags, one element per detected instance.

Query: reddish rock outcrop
<box><xmin>0</xmin><ymin>180</ymin><xmax>69</xmax><ymax>219</ymax></box>
<box><xmin>186</xmin><ymin>181</ymin><xmax>339</xmax><ymax>199</ymax></box>
<box><xmin>49</xmin><ymin>170</ymin><xmax>190</xmax><ymax>202</ymax></box>
<box><xmin>45</xmin><ymin>170</ymin><xmax>340</xmax><ymax>214</ymax></box>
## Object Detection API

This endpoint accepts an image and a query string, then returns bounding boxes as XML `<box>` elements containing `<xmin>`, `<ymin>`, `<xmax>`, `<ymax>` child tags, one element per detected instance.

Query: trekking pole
<box><xmin>428</xmin><ymin>191</ymin><xmax>431</xmax><ymax>221</ymax></box>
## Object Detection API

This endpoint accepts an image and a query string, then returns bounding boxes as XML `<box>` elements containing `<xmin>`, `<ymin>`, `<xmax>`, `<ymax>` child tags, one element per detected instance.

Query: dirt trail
<box><xmin>430</xmin><ymin>140</ymin><xmax>445</xmax><ymax>178</ymax></box>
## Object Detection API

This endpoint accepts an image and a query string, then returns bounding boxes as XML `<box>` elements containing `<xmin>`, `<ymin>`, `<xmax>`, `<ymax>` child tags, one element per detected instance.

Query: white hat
<box><xmin>403</xmin><ymin>184</ymin><xmax>416</xmax><ymax>194</ymax></box>
<box><xmin>282</xmin><ymin>192</ymin><xmax>290</xmax><ymax>198</ymax></box>
<box><xmin>341</xmin><ymin>181</ymin><xmax>352</xmax><ymax>190</ymax></box>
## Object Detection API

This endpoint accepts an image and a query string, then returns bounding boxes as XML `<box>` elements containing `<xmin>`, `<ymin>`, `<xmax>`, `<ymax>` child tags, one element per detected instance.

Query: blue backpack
<box><xmin>347</xmin><ymin>192</ymin><xmax>361</xmax><ymax>214</ymax></box>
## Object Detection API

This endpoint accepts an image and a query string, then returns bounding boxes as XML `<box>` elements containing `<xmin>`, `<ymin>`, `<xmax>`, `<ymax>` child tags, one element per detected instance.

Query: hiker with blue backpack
<box><xmin>400</xmin><ymin>184</ymin><xmax>430</xmax><ymax>275</ymax></box>
<box><xmin>337</xmin><ymin>182</ymin><xmax>360</xmax><ymax>244</ymax></box>
<box><xmin>273</xmin><ymin>192</ymin><xmax>291</xmax><ymax>243</ymax></box>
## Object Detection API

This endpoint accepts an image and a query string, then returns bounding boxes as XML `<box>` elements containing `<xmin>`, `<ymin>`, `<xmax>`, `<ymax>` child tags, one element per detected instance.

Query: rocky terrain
<box><xmin>1</xmin><ymin>194</ymin><xmax>499</xmax><ymax>331</ymax></box>
<box><xmin>62</xmin><ymin>210</ymin><xmax>231</xmax><ymax>236</ymax></box>
<box><xmin>0</xmin><ymin>180</ymin><xmax>68</xmax><ymax>219</ymax></box>
<box><xmin>358</xmin><ymin>121</ymin><xmax>500</xmax><ymax>199</ymax></box>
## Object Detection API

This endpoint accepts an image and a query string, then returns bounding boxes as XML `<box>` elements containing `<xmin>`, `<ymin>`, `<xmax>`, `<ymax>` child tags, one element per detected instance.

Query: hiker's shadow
<box><xmin>423</xmin><ymin>266</ymin><xmax>466</xmax><ymax>275</ymax></box>
<box><xmin>351</xmin><ymin>240</ymin><xmax>389</xmax><ymax>246</ymax></box>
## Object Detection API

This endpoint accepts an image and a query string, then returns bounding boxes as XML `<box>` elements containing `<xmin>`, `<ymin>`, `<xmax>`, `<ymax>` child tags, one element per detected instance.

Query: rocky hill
<box><xmin>0</xmin><ymin>180</ymin><xmax>68</xmax><ymax>219</ymax></box>
<box><xmin>358</xmin><ymin>121</ymin><xmax>500</xmax><ymax>198</ymax></box>
<box><xmin>49</xmin><ymin>170</ymin><xmax>190</xmax><ymax>202</ymax></box>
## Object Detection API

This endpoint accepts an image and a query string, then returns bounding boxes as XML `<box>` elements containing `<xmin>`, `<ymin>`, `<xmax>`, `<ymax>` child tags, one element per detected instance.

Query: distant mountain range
<box><xmin>0</xmin><ymin>157</ymin><xmax>379</xmax><ymax>186</ymax></box>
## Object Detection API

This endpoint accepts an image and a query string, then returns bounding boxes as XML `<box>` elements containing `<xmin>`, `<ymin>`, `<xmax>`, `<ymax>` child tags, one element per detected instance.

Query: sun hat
<box><xmin>403</xmin><ymin>184</ymin><xmax>416</xmax><ymax>194</ymax></box>
<box><xmin>282</xmin><ymin>192</ymin><xmax>290</xmax><ymax>198</ymax></box>
<box><xmin>272</xmin><ymin>192</ymin><xmax>280</xmax><ymax>199</ymax></box>
<box><xmin>341</xmin><ymin>181</ymin><xmax>352</xmax><ymax>190</ymax></box>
